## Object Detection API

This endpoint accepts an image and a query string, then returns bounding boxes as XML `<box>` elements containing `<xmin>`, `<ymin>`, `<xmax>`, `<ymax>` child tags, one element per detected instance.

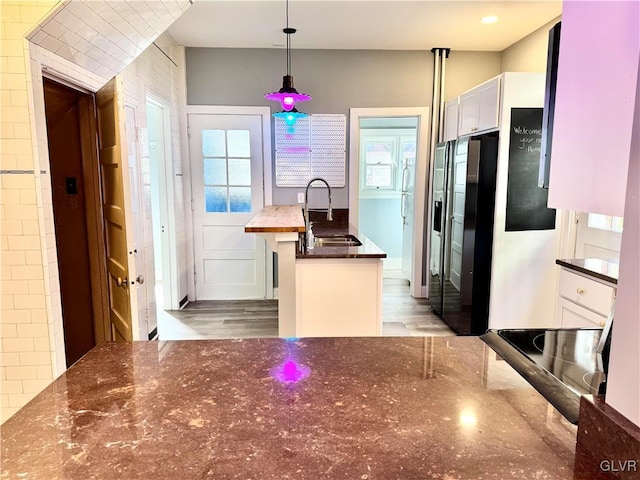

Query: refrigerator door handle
<box><xmin>401</xmin><ymin>192</ymin><xmax>408</xmax><ymax>220</ymax></box>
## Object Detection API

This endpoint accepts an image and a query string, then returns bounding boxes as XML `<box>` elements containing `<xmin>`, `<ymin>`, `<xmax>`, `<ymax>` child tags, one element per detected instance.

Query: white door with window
<box><xmin>575</xmin><ymin>212</ymin><xmax>623</xmax><ymax>259</ymax></box>
<box><xmin>189</xmin><ymin>114</ymin><xmax>266</xmax><ymax>300</ymax></box>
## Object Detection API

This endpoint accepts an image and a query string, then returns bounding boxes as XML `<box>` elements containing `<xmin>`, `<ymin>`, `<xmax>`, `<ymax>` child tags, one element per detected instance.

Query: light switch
<box><xmin>297</xmin><ymin>192</ymin><xmax>304</xmax><ymax>203</ymax></box>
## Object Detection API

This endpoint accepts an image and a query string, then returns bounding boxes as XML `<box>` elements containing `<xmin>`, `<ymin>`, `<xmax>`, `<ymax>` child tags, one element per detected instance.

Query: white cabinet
<box><xmin>555</xmin><ymin>268</ymin><xmax>616</xmax><ymax>328</ymax></box>
<box><xmin>458</xmin><ymin>76</ymin><xmax>501</xmax><ymax>136</ymax></box>
<box><xmin>443</xmin><ymin>98</ymin><xmax>459</xmax><ymax>142</ymax></box>
<box><xmin>547</xmin><ymin>2</ymin><xmax>639</xmax><ymax>217</ymax></box>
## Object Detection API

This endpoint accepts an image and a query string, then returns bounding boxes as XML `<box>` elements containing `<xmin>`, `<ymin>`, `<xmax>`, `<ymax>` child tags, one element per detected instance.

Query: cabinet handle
<box><xmin>576</xmin><ymin>287</ymin><xmax>585</xmax><ymax>295</ymax></box>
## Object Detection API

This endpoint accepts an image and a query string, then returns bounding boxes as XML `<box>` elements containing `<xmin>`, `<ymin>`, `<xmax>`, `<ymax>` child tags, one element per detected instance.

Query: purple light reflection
<box><xmin>270</xmin><ymin>358</ymin><xmax>311</xmax><ymax>384</ymax></box>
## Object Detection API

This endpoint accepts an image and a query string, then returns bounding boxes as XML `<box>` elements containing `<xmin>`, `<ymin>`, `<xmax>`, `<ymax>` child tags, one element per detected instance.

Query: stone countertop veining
<box><xmin>1</xmin><ymin>337</ymin><xmax>576</xmax><ymax>479</ymax></box>
<box><xmin>556</xmin><ymin>258</ymin><xmax>619</xmax><ymax>285</ymax></box>
<box><xmin>296</xmin><ymin>209</ymin><xmax>386</xmax><ymax>259</ymax></box>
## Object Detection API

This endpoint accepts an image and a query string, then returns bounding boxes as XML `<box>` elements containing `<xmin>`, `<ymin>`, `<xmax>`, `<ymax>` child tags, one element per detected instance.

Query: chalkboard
<box><xmin>506</xmin><ymin>108</ymin><xmax>556</xmax><ymax>231</ymax></box>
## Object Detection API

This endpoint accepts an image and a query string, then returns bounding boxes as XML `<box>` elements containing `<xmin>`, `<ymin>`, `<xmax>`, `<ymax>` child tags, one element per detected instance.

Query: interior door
<box><xmin>400</xmin><ymin>135</ymin><xmax>417</xmax><ymax>281</ymax></box>
<box><xmin>189</xmin><ymin>114</ymin><xmax>266</xmax><ymax>300</ymax></box>
<box><xmin>575</xmin><ymin>212</ymin><xmax>623</xmax><ymax>259</ymax></box>
<box><xmin>96</xmin><ymin>77</ymin><xmax>135</xmax><ymax>341</ymax></box>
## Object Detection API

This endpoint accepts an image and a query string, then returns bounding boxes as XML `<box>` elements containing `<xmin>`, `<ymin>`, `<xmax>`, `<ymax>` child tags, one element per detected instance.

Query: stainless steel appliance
<box><xmin>428</xmin><ymin>135</ymin><xmax>499</xmax><ymax>334</ymax></box>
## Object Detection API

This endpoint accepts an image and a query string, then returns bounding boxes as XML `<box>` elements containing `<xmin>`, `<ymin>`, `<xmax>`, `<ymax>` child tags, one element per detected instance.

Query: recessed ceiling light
<box><xmin>481</xmin><ymin>15</ymin><xmax>498</xmax><ymax>24</ymax></box>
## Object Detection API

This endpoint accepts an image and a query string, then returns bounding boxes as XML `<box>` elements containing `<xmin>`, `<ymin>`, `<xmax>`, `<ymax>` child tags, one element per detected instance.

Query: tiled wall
<box><xmin>1</xmin><ymin>0</ymin><xmax>190</xmax><ymax>422</ymax></box>
<box><xmin>1</xmin><ymin>0</ymin><xmax>63</xmax><ymax>423</ymax></box>
<box><xmin>121</xmin><ymin>33</ymin><xmax>188</xmax><ymax>332</ymax></box>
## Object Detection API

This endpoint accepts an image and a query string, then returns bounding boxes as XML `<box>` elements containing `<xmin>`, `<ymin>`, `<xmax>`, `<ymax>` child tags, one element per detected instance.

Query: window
<box><xmin>202</xmin><ymin>129</ymin><xmax>252</xmax><ymax>213</ymax></box>
<box><xmin>587</xmin><ymin>213</ymin><xmax>624</xmax><ymax>233</ymax></box>
<box><xmin>363</xmin><ymin>140</ymin><xmax>396</xmax><ymax>190</ymax></box>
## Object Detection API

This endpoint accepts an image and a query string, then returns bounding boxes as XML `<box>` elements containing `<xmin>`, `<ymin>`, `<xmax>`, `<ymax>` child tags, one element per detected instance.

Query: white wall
<box><xmin>122</xmin><ymin>34</ymin><xmax>189</xmax><ymax>323</ymax></box>
<box><xmin>0</xmin><ymin>0</ymin><xmax>109</xmax><ymax>423</ymax></box>
<box><xmin>0</xmin><ymin>3</ymin><xmax>189</xmax><ymax>421</ymax></box>
<box><xmin>501</xmin><ymin>17</ymin><xmax>561</xmax><ymax>73</ymax></box>
<box><xmin>488</xmin><ymin>72</ymin><xmax>562</xmax><ymax>330</ymax></box>
<box><xmin>606</xmin><ymin>56</ymin><xmax>640</xmax><ymax>427</ymax></box>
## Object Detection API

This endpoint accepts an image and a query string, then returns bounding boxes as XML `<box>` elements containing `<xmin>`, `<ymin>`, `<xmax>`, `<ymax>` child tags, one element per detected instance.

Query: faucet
<box><xmin>304</xmin><ymin>177</ymin><xmax>333</xmax><ymax>250</ymax></box>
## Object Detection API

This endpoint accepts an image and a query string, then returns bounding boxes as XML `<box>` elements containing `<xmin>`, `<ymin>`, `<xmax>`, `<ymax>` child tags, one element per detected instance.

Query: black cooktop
<box><xmin>497</xmin><ymin>329</ymin><xmax>605</xmax><ymax>396</ymax></box>
<box><xmin>481</xmin><ymin>328</ymin><xmax>608</xmax><ymax>424</ymax></box>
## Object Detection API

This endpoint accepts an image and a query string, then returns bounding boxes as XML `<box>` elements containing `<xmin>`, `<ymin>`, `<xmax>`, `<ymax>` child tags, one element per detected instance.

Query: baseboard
<box><xmin>148</xmin><ymin>327</ymin><xmax>158</xmax><ymax>341</ymax></box>
<box><xmin>179</xmin><ymin>295</ymin><xmax>188</xmax><ymax>309</ymax></box>
<box><xmin>421</xmin><ymin>286</ymin><xmax>427</xmax><ymax>298</ymax></box>
<box><xmin>273</xmin><ymin>288</ymin><xmax>279</xmax><ymax>300</ymax></box>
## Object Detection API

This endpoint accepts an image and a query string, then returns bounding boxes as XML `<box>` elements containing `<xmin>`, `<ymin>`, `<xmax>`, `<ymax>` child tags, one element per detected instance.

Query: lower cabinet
<box><xmin>555</xmin><ymin>268</ymin><xmax>616</xmax><ymax>328</ymax></box>
<box><xmin>295</xmin><ymin>257</ymin><xmax>383</xmax><ymax>336</ymax></box>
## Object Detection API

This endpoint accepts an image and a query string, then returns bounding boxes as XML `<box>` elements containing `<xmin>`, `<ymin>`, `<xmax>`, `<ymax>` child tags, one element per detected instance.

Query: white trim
<box><xmin>349</xmin><ymin>107</ymin><xmax>430</xmax><ymax>298</ymax></box>
<box><xmin>146</xmin><ymin>96</ymin><xmax>180</xmax><ymax>311</ymax></box>
<box><xmin>421</xmin><ymin>285</ymin><xmax>428</xmax><ymax>298</ymax></box>
<box><xmin>185</xmin><ymin>105</ymin><xmax>274</xmax><ymax>299</ymax></box>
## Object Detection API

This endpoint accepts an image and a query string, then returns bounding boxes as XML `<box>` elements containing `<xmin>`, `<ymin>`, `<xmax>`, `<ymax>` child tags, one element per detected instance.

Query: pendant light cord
<box><xmin>286</xmin><ymin>0</ymin><xmax>291</xmax><ymax>75</ymax></box>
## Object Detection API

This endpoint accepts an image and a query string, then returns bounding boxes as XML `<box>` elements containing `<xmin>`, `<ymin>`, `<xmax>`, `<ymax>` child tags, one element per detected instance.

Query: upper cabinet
<box><xmin>458</xmin><ymin>76</ymin><xmax>501</xmax><ymax>136</ymax></box>
<box><xmin>443</xmin><ymin>98</ymin><xmax>459</xmax><ymax>142</ymax></box>
<box><xmin>547</xmin><ymin>2</ymin><xmax>640</xmax><ymax>217</ymax></box>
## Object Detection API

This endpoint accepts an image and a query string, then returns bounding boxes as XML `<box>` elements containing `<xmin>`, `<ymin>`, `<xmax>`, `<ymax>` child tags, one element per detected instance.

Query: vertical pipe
<box><xmin>438</xmin><ymin>49</ymin><xmax>450</xmax><ymax>142</ymax></box>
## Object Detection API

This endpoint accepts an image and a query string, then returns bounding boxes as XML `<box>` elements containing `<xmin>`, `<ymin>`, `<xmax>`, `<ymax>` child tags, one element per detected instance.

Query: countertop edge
<box><xmin>481</xmin><ymin>330</ymin><xmax>580</xmax><ymax>425</ymax></box>
<box><xmin>555</xmin><ymin>259</ymin><xmax>618</xmax><ymax>285</ymax></box>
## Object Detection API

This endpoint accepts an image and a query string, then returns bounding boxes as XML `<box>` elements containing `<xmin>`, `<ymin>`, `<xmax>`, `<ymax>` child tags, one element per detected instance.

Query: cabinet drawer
<box><xmin>558</xmin><ymin>269</ymin><xmax>614</xmax><ymax>316</ymax></box>
<box><xmin>556</xmin><ymin>297</ymin><xmax>606</xmax><ymax>328</ymax></box>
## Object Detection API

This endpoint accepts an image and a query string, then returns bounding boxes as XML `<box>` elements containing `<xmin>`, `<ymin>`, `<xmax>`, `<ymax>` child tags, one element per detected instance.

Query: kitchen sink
<box><xmin>314</xmin><ymin>234</ymin><xmax>362</xmax><ymax>247</ymax></box>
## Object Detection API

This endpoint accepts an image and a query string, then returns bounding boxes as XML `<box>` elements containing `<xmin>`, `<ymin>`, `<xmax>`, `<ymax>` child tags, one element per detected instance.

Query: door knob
<box><xmin>116</xmin><ymin>277</ymin><xmax>128</xmax><ymax>288</ymax></box>
<box><xmin>136</xmin><ymin>275</ymin><xmax>145</xmax><ymax>285</ymax></box>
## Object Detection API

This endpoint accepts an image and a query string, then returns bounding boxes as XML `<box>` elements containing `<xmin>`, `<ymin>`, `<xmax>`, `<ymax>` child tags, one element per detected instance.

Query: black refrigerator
<box><xmin>428</xmin><ymin>134</ymin><xmax>499</xmax><ymax>335</ymax></box>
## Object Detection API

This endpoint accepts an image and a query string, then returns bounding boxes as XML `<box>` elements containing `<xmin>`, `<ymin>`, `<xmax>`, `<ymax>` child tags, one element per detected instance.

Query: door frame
<box><xmin>349</xmin><ymin>107</ymin><xmax>430</xmax><ymax>298</ymax></box>
<box><xmin>41</xmin><ymin>74</ymin><xmax>110</xmax><ymax>356</ymax></box>
<box><xmin>146</xmin><ymin>95</ymin><xmax>180</xmax><ymax>311</ymax></box>
<box><xmin>185</xmin><ymin>105</ymin><xmax>274</xmax><ymax>299</ymax></box>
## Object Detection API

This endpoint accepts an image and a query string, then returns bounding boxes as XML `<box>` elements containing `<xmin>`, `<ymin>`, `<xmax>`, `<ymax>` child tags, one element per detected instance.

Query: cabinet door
<box><xmin>547</xmin><ymin>2</ymin><xmax>639</xmax><ymax>216</ymax></box>
<box><xmin>477</xmin><ymin>77</ymin><xmax>500</xmax><ymax>132</ymax></box>
<box><xmin>443</xmin><ymin>98</ymin><xmax>459</xmax><ymax>142</ymax></box>
<box><xmin>556</xmin><ymin>297</ymin><xmax>607</xmax><ymax>328</ymax></box>
<box><xmin>458</xmin><ymin>90</ymin><xmax>480</xmax><ymax>136</ymax></box>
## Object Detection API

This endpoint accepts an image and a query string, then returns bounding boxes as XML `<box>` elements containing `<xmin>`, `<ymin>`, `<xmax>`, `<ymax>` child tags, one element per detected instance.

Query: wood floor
<box><xmin>158</xmin><ymin>275</ymin><xmax>455</xmax><ymax>340</ymax></box>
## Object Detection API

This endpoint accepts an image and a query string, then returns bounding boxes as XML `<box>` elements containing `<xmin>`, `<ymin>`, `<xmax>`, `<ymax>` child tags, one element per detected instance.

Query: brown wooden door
<box><xmin>96</xmin><ymin>77</ymin><xmax>133</xmax><ymax>341</ymax></box>
<box><xmin>43</xmin><ymin>79</ymin><xmax>96</xmax><ymax>364</ymax></box>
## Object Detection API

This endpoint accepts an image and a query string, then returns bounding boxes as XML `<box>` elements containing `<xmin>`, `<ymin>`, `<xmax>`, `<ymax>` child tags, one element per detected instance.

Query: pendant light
<box><xmin>265</xmin><ymin>0</ymin><xmax>311</xmax><ymax>115</ymax></box>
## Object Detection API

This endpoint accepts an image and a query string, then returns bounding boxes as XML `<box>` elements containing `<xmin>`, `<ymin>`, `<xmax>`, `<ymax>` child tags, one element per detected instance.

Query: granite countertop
<box><xmin>296</xmin><ymin>209</ymin><xmax>386</xmax><ymax>259</ymax></box>
<box><xmin>556</xmin><ymin>258</ymin><xmax>619</xmax><ymax>285</ymax></box>
<box><xmin>1</xmin><ymin>337</ymin><xmax>576</xmax><ymax>479</ymax></box>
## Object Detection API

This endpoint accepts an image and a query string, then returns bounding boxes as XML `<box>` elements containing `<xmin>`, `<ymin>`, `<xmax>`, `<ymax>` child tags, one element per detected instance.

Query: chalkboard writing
<box><xmin>506</xmin><ymin>108</ymin><xmax>556</xmax><ymax>231</ymax></box>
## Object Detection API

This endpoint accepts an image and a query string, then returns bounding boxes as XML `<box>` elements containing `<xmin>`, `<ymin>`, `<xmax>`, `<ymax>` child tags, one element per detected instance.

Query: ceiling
<box><xmin>167</xmin><ymin>0</ymin><xmax>562</xmax><ymax>52</ymax></box>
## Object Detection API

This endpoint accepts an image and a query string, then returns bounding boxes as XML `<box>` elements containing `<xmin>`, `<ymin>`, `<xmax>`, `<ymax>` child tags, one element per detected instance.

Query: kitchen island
<box><xmin>1</xmin><ymin>337</ymin><xmax>576</xmax><ymax>479</ymax></box>
<box><xmin>245</xmin><ymin>206</ymin><xmax>386</xmax><ymax>337</ymax></box>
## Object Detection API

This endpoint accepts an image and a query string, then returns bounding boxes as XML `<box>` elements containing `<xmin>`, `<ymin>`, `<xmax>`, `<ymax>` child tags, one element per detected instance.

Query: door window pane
<box><xmin>202</xmin><ymin>130</ymin><xmax>226</xmax><ymax>157</ymax></box>
<box><xmin>204</xmin><ymin>158</ymin><xmax>227</xmax><ymax>185</ymax></box>
<box><xmin>205</xmin><ymin>186</ymin><xmax>227</xmax><ymax>212</ymax></box>
<box><xmin>227</xmin><ymin>130</ymin><xmax>250</xmax><ymax>157</ymax></box>
<box><xmin>228</xmin><ymin>158</ymin><xmax>251</xmax><ymax>186</ymax></box>
<box><xmin>229</xmin><ymin>187</ymin><xmax>251</xmax><ymax>212</ymax></box>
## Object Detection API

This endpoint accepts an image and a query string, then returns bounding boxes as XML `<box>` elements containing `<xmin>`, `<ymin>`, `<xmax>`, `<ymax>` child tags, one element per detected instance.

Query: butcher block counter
<box><xmin>1</xmin><ymin>337</ymin><xmax>577</xmax><ymax>479</ymax></box>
